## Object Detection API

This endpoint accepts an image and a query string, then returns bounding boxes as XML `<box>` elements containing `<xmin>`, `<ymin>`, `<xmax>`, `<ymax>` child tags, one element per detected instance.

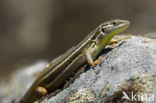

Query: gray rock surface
<box><xmin>0</xmin><ymin>36</ymin><xmax>156</xmax><ymax>103</ymax></box>
<box><xmin>0</xmin><ymin>61</ymin><xmax>47</xmax><ymax>103</ymax></box>
<box><xmin>43</xmin><ymin>36</ymin><xmax>156</xmax><ymax>103</ymax></box>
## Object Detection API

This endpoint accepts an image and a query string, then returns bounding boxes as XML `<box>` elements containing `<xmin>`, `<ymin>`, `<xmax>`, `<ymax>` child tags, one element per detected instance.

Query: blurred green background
<box><xmin>0</xmin><ymin>0</ymin><xmax>156</xmax><ymax>78</ymax></box>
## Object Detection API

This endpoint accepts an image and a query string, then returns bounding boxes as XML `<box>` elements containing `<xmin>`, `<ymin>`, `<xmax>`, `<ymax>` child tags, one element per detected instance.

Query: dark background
<box><xmin>0</xmin><ymin>0</ymin><xmax>156</xmax><ymax>79</ymax></box>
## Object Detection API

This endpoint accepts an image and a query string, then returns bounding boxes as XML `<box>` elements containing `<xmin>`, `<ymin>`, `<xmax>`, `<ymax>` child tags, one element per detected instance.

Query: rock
<box><xmin>0</xmin><ymin>61</ymin><xmax>47</xmax><ymax>103</ymax></box>
<box><xmin>43</xmin><ymin>36</ymin><xmax>156</xmax><ymax>103</ymax></box>
<box><xmin>0</xmin><ymin>36</ymin><xmax>156</xmax><ymax>103</ymax></box>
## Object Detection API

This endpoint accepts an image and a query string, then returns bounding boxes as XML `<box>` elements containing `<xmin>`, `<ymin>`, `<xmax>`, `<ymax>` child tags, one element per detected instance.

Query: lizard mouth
<box><xmin>117</xmin><ymin>20</ymin><xmax>130</xmax><ymax>33</ymax></box>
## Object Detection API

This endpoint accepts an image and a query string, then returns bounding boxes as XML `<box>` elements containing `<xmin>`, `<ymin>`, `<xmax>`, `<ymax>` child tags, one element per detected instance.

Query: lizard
<box><xmin>18</xmin><ymin>19</ymin><xmax>130</xmax><ymax>103</ymax></box>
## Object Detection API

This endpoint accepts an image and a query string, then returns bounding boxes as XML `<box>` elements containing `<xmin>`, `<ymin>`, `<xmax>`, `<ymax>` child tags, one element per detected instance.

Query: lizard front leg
<box><xmin>84</xmin><ymin>40</ymin><xmax>103</xmax><ymax>66</ymax></box>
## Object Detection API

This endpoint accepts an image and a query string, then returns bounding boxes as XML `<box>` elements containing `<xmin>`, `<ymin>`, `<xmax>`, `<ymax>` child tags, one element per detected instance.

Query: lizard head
<box><xmin>94</xmin><ymin>19</ymin><xmax>130</xmax><ymax>52</ymax></box>
<box><xmin>99</xmin><ymin>19</ymin><xmax>130</xmax><ymax>35</ymax></box>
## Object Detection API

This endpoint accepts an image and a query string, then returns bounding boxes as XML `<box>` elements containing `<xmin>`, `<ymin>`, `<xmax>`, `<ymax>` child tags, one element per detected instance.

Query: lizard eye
<box><xmin>112</xmin><ymin>22</ymin><xmax>117</xmax><ymax>26</ymax></box>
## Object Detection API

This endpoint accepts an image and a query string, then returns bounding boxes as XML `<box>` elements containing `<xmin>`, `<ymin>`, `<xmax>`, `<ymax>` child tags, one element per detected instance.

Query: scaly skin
<box><xmin>18</xmin><ymin>19</ymin><xmax>130</xmax><ymax>103</ymax></box>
